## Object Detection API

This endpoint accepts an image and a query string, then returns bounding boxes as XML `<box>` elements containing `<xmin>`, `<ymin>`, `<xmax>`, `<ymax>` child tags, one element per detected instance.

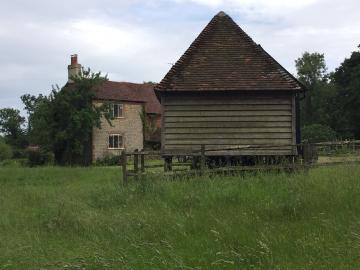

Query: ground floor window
<box><xmin>108</xmin><ymin>134</ymin><xmax>123</xmax><ymax>149</ymax></box>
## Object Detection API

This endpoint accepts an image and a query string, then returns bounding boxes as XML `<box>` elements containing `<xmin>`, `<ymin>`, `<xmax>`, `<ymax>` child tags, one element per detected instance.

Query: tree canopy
<box><xmin>0</xmin><ymin>108</ymin><xmax>26</xmax><ymax>149</ymax></box>
<box><xmin>331</xmin><ymin>46</ymin><xmax>360</xmax><ymax>138</ymax></box>
<box><xmin>296</xmin><ymin>47</ymin><xmax>360</xmax><ymax>140</ymax></box>
<box><xmin>22</xmin><ymin>68</ymin><xmax>111</xmax><ymax>165</ymax></box>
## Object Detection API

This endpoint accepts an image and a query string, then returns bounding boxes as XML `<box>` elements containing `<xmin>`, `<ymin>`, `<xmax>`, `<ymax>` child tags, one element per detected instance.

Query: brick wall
<box><xmin>92</xmin><ymin>100</ymin><xmax>144</xmax><ymax>162</ymax></box>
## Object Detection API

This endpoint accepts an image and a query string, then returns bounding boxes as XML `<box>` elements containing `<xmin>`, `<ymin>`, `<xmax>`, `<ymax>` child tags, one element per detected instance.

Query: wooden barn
<box><xmin>155</xmin><ymin>11</ymin><xmax>306</xmax><ymax>159</ymax></box>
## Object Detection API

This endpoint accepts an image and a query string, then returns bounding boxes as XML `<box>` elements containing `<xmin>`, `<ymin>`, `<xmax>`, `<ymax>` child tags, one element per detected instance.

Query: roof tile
<box><xmin>94</xmin><ymin>81</ymin><xmax>161</xmax><ymax>114</ymax></box>
<box><xmin>155</xmin><ymin>12</ymin><xmax>305</xmax><ymax>92</ymax></box>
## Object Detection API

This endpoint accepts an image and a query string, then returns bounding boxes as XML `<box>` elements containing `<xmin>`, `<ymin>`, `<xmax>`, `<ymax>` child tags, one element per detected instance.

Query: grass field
<box><xmin>1</xmin><ymin>165</ymin><xmax>360</xmax><ymax>269</ymax></box>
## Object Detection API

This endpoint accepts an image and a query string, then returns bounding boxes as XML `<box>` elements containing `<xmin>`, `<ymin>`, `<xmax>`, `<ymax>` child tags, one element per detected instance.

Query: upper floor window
<box><xmin>112</xmin><ymin>103</ymin><xmax>123</xmax><ymax>118</ymax></box>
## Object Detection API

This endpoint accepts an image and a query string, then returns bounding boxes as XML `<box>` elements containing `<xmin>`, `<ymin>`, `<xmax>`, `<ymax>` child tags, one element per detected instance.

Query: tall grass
<box><xmin>0</xmin><ymin>165</ymin><xmax>360</xmax><ymax>269</ymax></box>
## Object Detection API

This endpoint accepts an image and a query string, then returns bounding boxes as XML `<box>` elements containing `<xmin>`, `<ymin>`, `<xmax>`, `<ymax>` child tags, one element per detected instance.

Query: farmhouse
<box><xmin>67</xmin><ymin>55</ymin><xmax>161</xmax><ymax>162</ymax></box>
<box><xmin>155</xmin><ymin>11</ymin><xmax>306</xmax><ymax>157</ymax></box>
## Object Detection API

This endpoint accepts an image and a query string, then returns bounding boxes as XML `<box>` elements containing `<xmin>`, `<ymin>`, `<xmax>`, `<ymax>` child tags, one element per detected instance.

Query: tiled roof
<box><xmin>93</xmin><ymin>81</ymin><xmax>161</xmax><ymax>114</ymax></box>
<box><xmin>155</xmin><ymin>11</ymin><xmax>305</xmax><ymax>92</ymax></box>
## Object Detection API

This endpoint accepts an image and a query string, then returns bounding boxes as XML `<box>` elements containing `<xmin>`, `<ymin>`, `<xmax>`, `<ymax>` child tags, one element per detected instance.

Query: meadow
<box><xmin>1</xmin><ymin>165</ymin><xmax>360</xmax><ymax>269</ymax></box>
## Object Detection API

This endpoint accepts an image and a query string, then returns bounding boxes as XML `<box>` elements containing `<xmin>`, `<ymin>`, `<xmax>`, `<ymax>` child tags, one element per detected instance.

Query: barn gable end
<box><xmin>155</xmin><ymin>12</ymin><xmax>305</xmax><ymax>156</ymax></box>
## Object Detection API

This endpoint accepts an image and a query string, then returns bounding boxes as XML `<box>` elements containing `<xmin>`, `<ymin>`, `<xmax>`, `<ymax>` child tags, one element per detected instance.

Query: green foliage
<box><xmin>22</xmin><ymin>68</ymin><xmax>110</xmax><ymax>166</ymax></box>
<box><xmin>295</xmin><ymin>52</ymin><xmax>329</xmax><ymax>126</ymax></box>
<box><xmin>140</xmin><ymin>108</ymin><xmax>159</xmax><ymax>140</ymax></box>
<box><xmin>0</xmin><ymin>166</ymin><xmax>360</xmax><ymax>269</ymax></box>
<box><xmin>0</xmin><ymin>108</ymin><xmax>27</xmax><ymax>148</ymax></box>
<box><xmin>143</xmin><ymin>81</ymin><xmax>157</xmax><ymax>85</ymax></box>
<box><xmin>302</xmin><ymin>124</ymin><xmax>337</xmax><ymax>143</ymax></box>
<box><xmin>0</xmin><ymin>158</ymin><xmax>28</xmax><ymax>167</ymax></box>
<box><xmin>95</xmin><ymin>154</ymin><xmax>122</xmax><ymax>166</ymax></box>
<box><xmin>331</xmin><ymin>46</ymin><xmax>360</xmax><ymax>138</ymax></box>
<box><xmin>0</xmin><ymin>140</ymin><xmax>13</xmax><ymax>161</ymax></box>
<box><xmin>26</xmin><ymin>148</ymin><xmax>54</xmax><ymax>167</ymax></box>
<box><xmin>296</xmin><ymin>48</ymin><xmax>360</xmax><ymax>139</ymax></box>
<box><xmin>295</xmin><ymin>52</ymin><xmax>327</xmax><ymax>88</ymax></box>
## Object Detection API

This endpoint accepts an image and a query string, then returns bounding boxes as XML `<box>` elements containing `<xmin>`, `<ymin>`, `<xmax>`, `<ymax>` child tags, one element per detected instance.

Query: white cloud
<box><xmin>1</xmin><ymin>0</ymin><xmax>360</xmax><ymax>112</ymax></box>
<box><xmin>174</xmin><ymin>0</ymin><xmax>319</xmax><ymax>17</ymax></box>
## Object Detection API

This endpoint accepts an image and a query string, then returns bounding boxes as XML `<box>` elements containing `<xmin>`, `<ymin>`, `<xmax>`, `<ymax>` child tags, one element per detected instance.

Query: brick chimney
<box><xmin>67</xmin><ymin>54</ymin><xmax>81</xmax><ymax>83</ymax></box>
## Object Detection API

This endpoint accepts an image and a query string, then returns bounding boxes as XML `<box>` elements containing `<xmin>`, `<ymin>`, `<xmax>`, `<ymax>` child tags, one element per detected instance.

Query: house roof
<box><xmin>155</xmin><ymin>11</ymin><xmax>305</xmax><ymax>93</ymax></box>
<box><xmin>93</xmin><ymin>81</ymin><xmax>161</xmax><ymax>114</ymax></box>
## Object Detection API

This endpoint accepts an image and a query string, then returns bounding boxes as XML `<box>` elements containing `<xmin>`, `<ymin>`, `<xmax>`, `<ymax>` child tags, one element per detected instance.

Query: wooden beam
<box><xmin>121</xmin><ymin>150</ymin><xmax>127</xmax><ymax>186</ymax></box>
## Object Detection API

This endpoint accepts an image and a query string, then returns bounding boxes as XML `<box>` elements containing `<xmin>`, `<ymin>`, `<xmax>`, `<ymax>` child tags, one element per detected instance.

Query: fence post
<box><xmin>140</xmin><ymin>151</ymin><xmax>145</xmax><ymax>173</ymax></box>
<box><xmin>200</xmin><ymin>144</ymin><xmax>206</xmax><ymax>175</ymax></box>
<box><xmin>353</xmin><ymin>141</ymin><xmax>356</xmax><ymax>153</ymax></box>
<box><xmin>134</xmin><ymin>149</ymin><xmax>139</xmax><ymax>180</ymax></box>
<box><xmin>303</xmin><ymin>142</ymin><xmax>316</xmax><ymax>173</ymax></box>
<box><xmin>121</xmin><ymin>150</ymin><xmax>127</xmax><ymax>186</ymax></box>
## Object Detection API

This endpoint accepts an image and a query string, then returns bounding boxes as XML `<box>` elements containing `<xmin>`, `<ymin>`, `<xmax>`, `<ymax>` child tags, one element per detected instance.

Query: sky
<box><xmin>1</xmin><ymin>0</ymin><xmax>360</xmax><ymax>112</ymax></box>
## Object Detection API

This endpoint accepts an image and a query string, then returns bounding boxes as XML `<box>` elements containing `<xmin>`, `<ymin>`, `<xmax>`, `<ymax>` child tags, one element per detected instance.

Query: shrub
<box><xmin>95</xmin><ymin>154</ymin><xmax>122</xmax><ymax>166</ymax></box>
<box><xmin>26</xmin><ymin>148</ymin><xmax>55</xmax><ymax>167</ymax></box>
<box><xmin>0</xmin><ymin>158</ymin><xmax>28</xmax><ymax>167</ymax></box>
<box><xmin>0</xmin><ymin>141</ymin><xmax>13</xmax><ymax>161</ymax></box>
<box><xmin>302</xmin><ymin>124</ymin><xmax>337</xmax><ymax>143</ymax></box>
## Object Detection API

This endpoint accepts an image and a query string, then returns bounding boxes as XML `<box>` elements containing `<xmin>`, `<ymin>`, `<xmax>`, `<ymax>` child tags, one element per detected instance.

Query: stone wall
<box><xmin>92</xmin><ymin>100</ymin><xmax>144</xmax><ymax>162</ymax></box>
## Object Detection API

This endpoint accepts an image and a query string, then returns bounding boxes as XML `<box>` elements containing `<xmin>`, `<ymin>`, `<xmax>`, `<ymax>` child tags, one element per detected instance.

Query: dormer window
<box><xmin>112</xmin><ymin>103</ymin><xmax>123</xmax><ymax>118</ymax></box>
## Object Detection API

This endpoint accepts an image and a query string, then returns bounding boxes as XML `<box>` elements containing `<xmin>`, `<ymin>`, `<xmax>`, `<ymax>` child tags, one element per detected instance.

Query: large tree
<box><xmin>295</xmin><ymin>52</ymin><xmax>328</xmax><ymax>126</ymax></box>
<box><xmin>23</xmin><ymin>68</ymin><xmax>111</xmax><ymax>165</ymax></box>
<box><xmin>331</xmin><ymin>46</ymin><xmax>360</xmax><ymax>138</ymax></box>
<box><xmin>0</xmin><ymin>108</ymin><xmax>26</xmax><ymax>148</ymax></box>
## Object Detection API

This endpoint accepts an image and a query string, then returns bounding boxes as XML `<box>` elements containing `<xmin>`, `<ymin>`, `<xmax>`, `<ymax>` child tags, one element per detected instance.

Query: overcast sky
<box><xmin>1</xmin><ymin>0</ymin><xmax>359</xmax><ymax>112</ymax></box>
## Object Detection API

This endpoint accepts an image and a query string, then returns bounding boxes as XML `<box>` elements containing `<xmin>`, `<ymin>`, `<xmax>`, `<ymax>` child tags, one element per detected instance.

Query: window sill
<box><xmin>108</xmin><ymin>147</ymin><xmax>125</xmax><ymax>150</ymax></box>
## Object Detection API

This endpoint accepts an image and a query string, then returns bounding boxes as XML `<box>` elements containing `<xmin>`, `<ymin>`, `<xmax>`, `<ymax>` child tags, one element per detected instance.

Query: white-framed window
<box><xmin>112</xmin><ymin>103</ymin><xmax>124</xmax><ymax>118</ymax></box>
<box><xmin>108</xmin><ymin>134</ymin><xmax>124</xmax><ymax>149</ymax></box>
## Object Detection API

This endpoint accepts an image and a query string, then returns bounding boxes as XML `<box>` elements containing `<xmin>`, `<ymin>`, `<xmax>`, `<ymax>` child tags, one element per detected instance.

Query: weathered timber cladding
<box><xmin>162</xmin><ymin>92</ymin><xmax>297</xmax><ymax>155</ymax></box>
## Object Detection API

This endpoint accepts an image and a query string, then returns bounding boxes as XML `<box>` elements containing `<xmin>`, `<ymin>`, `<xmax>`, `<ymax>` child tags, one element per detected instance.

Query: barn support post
<box><xmin>302</xmin><ymin>142</ymin><xmax>314</xmax><ymax>172</ymax></box>
<box><xmin>121</xmin><ymin>150</ymin><xmax>128</xmax><ymax>186</ymax></box>
<box><xmin>164</xmin><ymin>156</ymin><xmax>173</xmax><ymax>172</ymax></box>
<box><xmin>200</xmin><ymin>144</ymin><xmax>206</xmax><ymax>175</ymax></box>
<box><xmin>226</xmin><ymin>156</ymin><xmax>231</xmax><ymax>167</ymax></box>
<box><xmin>134</xmin><ymin>149</ymin><xmax>139</xmax><ymax>180</ymax></box>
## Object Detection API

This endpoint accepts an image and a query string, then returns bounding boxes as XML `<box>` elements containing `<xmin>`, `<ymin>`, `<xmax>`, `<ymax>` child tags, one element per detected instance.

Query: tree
<box><xmin>23</xmin><ymin>68</ymin><xmax>111</xmax><ymax>165</ymax></box>
<box><xmin>331</xmin><ymin>46</ymin><xmax>360</xmax><ymax>138</ymax></box>
<box><xmin>295</xmin><ymin>52</ymin><xmax>328</xmax><ymax>126</ymax></box>
<box><xmin>0</xmin><ymin>108</ymin><xmax>26</xmax><ymax>148</ymax></box>
<box><xmin>0</xmin><ymin>136</ymin><xmax>13</xmax><ymax>161</ymax></box>
<box><xmin>302</xmin><ymin>124</ymin><xmax>337</xmax><ymax>143</ymax></box>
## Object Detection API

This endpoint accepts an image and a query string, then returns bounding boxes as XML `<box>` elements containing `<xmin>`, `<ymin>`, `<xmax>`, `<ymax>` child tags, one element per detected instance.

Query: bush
<box><xmin>26</xmin><ymin>148</ymin><xmax>55</xmax><ymax>167</ymax></box>
<box><xmin>0</xmin><ymin>158</ymin><xmax>28</xmax><ymax>167</ymax></box>
<box><xmin>95</xmin><ymin>154</ymin><xmax>122</xmax><ymax>166</ymax></box>
<box><xmin>302</xmin><ymin>124</ymin><xmax>337</xmax><ymax>143</ymax></box>
<box><xmin>0</xmin><ymin>141</ymin><xmax>13</xmax><ymax>161</ymax></box>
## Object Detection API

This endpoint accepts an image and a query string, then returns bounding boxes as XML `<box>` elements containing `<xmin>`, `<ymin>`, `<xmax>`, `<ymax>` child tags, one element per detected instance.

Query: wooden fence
<box><xmin>119</xmin><ymin>140</ymin><xmax>360</xmax><ymax>185</ymax></box>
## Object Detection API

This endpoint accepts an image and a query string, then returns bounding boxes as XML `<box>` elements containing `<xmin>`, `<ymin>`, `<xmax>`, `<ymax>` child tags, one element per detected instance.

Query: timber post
<box><xmin>302</xmin><ymin>142</ymin><xmax>314</xmax><ymax>172</ymax></box>
<box><xmin>226</xmin><ymin>156</ymin><xmax>231</xmax><ymax>167</ymax></box>
<box><xmin>134</xmin><ymin>149</ymin><xmax>139</xmax><ymax>180</ymax></box>
<box><xmin>200</xmin><ymin>144</ymin><xmax>206</xmax><ymax>175</ymax></box>
<box><xmin>140</xmin><ymin>151</ymin><xmax>145</xmax><ymax>173</ymax></box>
<box><xmin>121</xmin><ymin>150</ymin><xmax>128</xmax><ymax>186</ymax></box>
<box><xmin>164</xmin><ymin>156</ymin><xmax>173</xmax><ymax>172</ymax></box>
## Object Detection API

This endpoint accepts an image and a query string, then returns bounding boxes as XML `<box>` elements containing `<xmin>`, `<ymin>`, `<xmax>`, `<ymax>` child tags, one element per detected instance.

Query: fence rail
<box><xmin>119</xmin><ymin>140</ymin><xmax>360</xmax><ymax>185</ymax></box>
